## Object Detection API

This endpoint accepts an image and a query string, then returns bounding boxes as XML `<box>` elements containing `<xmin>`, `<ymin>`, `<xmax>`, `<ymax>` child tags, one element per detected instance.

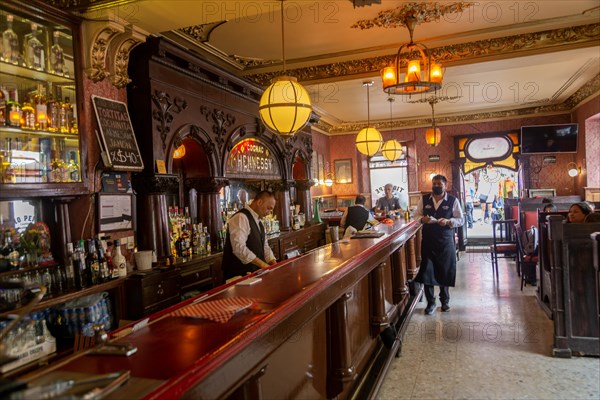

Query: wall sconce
<box><xmin>173</xmin><ymin>144</ymin><xmax>186</xmax><ymax>159</ymax></box>
<box><xmin>567</xmin><ymin>162</ymin><xmax>581</xmax><ymax>177</ymax></box>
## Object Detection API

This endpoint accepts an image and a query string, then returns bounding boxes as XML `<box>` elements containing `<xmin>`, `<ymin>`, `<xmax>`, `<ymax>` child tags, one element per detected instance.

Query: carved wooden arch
<box><xmin>167</xmin><ymin>123</ymin><xmax>219</xmax><ymax>176</ymax></box>
<box><xmin>290</xmin><ymin>147</ymin><xmax>312</xmax><ymax>181</ymax></box>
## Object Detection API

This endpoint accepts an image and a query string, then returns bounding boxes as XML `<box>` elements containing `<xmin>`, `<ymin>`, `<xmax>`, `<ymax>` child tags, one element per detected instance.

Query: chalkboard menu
<box><xmin>92</xmin><ymin>95</ymin><xmax>144</xmax><ymax>171</ymax></box>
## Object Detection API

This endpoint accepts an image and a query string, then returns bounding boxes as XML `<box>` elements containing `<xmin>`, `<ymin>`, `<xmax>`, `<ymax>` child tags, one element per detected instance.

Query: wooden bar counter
<box><xmin>19</xmin><ymin>219</ymin><xmax>422</xmax><ymax>399</ymax></box>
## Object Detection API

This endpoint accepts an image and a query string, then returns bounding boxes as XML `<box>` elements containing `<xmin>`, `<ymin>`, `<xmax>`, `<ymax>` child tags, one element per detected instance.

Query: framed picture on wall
<box><xmin>334</xmin><ymin>159</ymin><xmax>353</xmax><ymax>184</ymax></box>
<box><xmin>318</xmin><ymin>153</ymin><xmax>324</xmax><ymax>182</ymax></box>
<box><xmin>311</xmin><ymin>150</ymin><xmax>318</xmax><ymax>181</ymax></box>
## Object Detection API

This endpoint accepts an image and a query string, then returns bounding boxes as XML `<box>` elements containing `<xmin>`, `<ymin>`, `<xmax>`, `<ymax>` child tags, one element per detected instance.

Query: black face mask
<box><xmin>432</xmin><ymin>186</ymin><xmax>444</xmax><ymax>195</ymax></box>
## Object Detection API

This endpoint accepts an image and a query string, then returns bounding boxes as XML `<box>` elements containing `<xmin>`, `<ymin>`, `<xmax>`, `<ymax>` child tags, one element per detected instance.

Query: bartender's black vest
<box><xmin>222</xmin><ymin>208</ymin><xmax>265</xmax><ymax>280</ymax></box>
<box><xmin>422</xmin><ymin>194</ymin><xmax>456</xmax><ymax>239</ymax></box>
<box><xmin>345</xmin><ymin>205</ymin><xmax>370</xmax><ymax>231</ymax></box>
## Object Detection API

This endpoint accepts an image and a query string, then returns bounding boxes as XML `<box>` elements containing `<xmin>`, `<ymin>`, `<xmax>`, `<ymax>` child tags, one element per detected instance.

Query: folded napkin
<box><xmin>169</xmin><ymin>297</ymin><xmax>256</xmax><ymax>323</ymax></box>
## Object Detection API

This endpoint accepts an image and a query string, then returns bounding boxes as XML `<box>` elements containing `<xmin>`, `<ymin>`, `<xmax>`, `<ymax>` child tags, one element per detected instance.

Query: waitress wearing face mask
<box><xmin>414</xmin><ymin>175</ymin><xmax>464</xmax><ymax>315</ymax></box>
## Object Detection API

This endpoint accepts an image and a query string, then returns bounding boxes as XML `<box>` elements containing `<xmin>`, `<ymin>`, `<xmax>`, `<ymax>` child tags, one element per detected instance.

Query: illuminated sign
<box><xmin>226</xmin><ymin>138</ymin><xmax>280</xmax><ymax>178</ymax></box>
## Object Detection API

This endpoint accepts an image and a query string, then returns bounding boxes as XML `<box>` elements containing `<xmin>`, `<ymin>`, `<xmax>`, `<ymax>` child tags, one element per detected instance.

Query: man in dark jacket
<box><xmin>222</xmin><ymin>191</ymin><xmax>277</xmax><ymax>280</ymax></box>
<box><xmin>414</xmin><ymin>175</ymin><xmax>464</xmax><ymax>315</ymax></box>
<box><xmin>340</xmin><ymin>195</ymin><xmax>378</xmax><ymax>233</ymax></box>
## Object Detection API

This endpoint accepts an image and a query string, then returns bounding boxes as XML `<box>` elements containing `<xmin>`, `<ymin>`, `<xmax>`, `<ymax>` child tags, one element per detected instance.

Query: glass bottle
<box><xmin>68</xmin><ymin>151</ymin><xmax>80</xmax><ymax>182</ymax></box>
<box><xmin>112</xmin><ymin>239</ymin><xmax>127</xmax><ymax>278</ymax></box>
<box><xmin>46</xmin><ymin>93</ymin><xmax>60</xmax><ymax>132</ymax></box>
<box><xmin>59</xmin><ymin>97</ymin><xmax>72</xmax><ymax>133</ymax></box>
<box><xmin>0</xmin><ymin>87</ymin><xmax>6</xmax><ymax>126</ymax></box>
<box><xmin>73</xmin><ymin>240</ymin><xmax>87</xmax><ymax>289</ymax></box>
<box><xmin>1</xmin><ymin>229</ymin><xmax>19</xmax><ymax>270</ymax></box>
<box><xmin>33</xmin><ymin>84</ymin><xmax>48</xmax><ymax>130</ymax></box>
<box><xmin>1</xmin><ymin>15</ymin><xmax>19</xmax><ymax>65</ymax></box>
<box><xmin>85</xmin><ymin>239</ymin><xmax>99</xmax><ymax>286</ymax></box>
<box><xmin>24</xmin><ymin>23</ymin><xmax>44</xmax><ymax>71</ymax></box>
<box><xmin>203</xmin><ymin>226</ymin><xmax>211</xmax><ymax>255</ymax></box>
<box><xmin>20</xmin><ymin>97</ymin><xmax>35</xmax><ymax>130</ymax></box>
<box><xmin>64</xmin><ymin>242</ymin><xmax>76</xmax><ymax>290</ymax></box>
<box><xmin>49</xmin><ymin>30</ymin><xmax>65</xmax><ymax>75</ymax></box>
<box><xmin>96</xmin><ymin>238</ymin><xmax>109</xmax><ymax>282</ymax></box>
<box><xmin>6</xmin><ymin>89</ymin><xmax>21</xmax><ymax>128</ymax></box>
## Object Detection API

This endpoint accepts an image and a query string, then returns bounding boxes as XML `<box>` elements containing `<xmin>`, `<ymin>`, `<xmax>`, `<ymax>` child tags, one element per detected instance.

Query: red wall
<box><xmin>572</xmin><ymin>95</ymin><xmax>600</xmax><ymax>197</ymax></box>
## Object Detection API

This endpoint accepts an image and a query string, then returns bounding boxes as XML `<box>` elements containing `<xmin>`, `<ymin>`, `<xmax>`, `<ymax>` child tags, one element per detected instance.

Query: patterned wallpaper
<box><xmin>311</xmin><ymin>102</ymin><xmax>600</xmax><ymax>199</ymax></box>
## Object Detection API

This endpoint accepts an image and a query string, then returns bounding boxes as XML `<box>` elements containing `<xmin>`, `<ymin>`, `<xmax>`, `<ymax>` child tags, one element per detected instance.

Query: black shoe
<box><xmin>441</xmin><ymin>304</ymin><xmax>451</xmax><ymax>312</ymax></box>
<box><xmin>424</xmin><ymin>303</ymin><xmax>436</xmax><ymax>315</ymax></box>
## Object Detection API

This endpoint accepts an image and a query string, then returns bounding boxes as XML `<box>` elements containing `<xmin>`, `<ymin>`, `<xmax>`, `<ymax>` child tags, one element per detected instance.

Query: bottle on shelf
<box><xmin>203</xmin><ymin>226</ymin><xmax>211</xmax><ymax>255</ymax></box>
<box><xmin>112</xmin><ymin>239</ymin><xmax>127</xmax><ymax>278</ymax></box>
<box><xmin>64</xmin><ymin>242</ymin><xmax>76</xmax><ymax>290</ymax></box>
<box><xmin>85</xmin><ymin>239</ymin><xmax>99</xmax><ymax>286</ymax></box>
<box><xmin>0</xmin><ymin>87</ymin><xmax>6</xmax><ymax>126</ymax></box>
<box><xmin>67</xmin><ymin>151</ymin><xmax>80</xmax><ymax>182</ymax></box>
<box><xmin>72</xmin><ymin>240</ymin><xmax>87</xmax><ymax>289</ymax></box>
<box><xmin>46</xmin><ymin>92</ymin><xmax>60</xmax><ymax>132</ymax></box>
<box><xmin>24</xmin><ymin>23</ymin><xmax>45</xmax><ymax>71</ymax></box>
<box><xmin>49</xmin><ymin>30</ymin><xmax>65</xmax><ymax>75</ymax></box>
<box><xmin>96</xmin><ymin>238</ymin><xmax>109</xmax><ymax>283</ymax></box>
<box><xmin>59</xmin><ymin>97</ymin><xmax>72</xmax><ymax>134</ymax></box>
<box><xmin>1</xmin><ymin>14</ymin><xmax>19</xmax><ymax>65</ymax></box>
<box><xmin>0</xmin><ymin>228</ymin><xmax>19</xmax><ymax>270</ymax></box>
<box><xmin>32</xmin><ymin>84</ymin><xmax>48</xmax><ymax>130</ymax></box>
<box><xmin>6</xmin><ymin>88</ymin><xmax>21</xmax><ymax>128</ymax></box>
<box><xmin>20</xmin><ymin>97</ymin><xmax>35</xmax><ymax>130</ymax></box>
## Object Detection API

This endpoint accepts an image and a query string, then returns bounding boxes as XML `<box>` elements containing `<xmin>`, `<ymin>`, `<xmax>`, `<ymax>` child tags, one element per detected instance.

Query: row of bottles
<box><xmin>0</xmin><ymin>135</ymin><xmax>80</xmax><ymax>183</ymax></box>
<box><xmin>68</xmin><ymin>238</ymin><xmax>127</xmax><ymax>290</ymax></box>
<box><xmin>1</xmin><ymin>13</ymin><xmax>68</xmax><ymax>76</ymax></box>
<box><xmin>168</xmin><ymin>206</ymin><xmax>212</xmax><ymax>259</ymax></box>
<box><xmin>0</xmin><ymin>83</ymin><xmax>77</xmax><ymax>133</ymax></box>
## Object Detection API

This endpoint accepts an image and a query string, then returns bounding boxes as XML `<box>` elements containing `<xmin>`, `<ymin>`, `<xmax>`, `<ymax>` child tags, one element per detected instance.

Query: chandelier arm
<box><xmin>281</xmin><ymin>0</ymin><xmax>286</xmax><ymax>73</ymax></box>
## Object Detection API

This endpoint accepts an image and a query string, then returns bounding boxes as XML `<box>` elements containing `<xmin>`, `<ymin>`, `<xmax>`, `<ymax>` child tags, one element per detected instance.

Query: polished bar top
<box><xmin>21</xmin><ymin>219</ymin><xmax>419</xmax><ymax>399</ymax></box>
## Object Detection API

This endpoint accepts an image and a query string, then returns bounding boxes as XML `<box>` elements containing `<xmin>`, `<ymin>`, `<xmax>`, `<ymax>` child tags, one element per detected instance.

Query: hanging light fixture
<box><xmin>381</xmin><ymin>15</ymin><xmax>442</xmax><ymax>95</ymax></box>
<box><xmin>425</xmin><ymin>98</ymin><xmax>441</xmax><ymax>147</ymax></box>
<box><xmin>381</xmin><ymin>97</ymin><xmax>403</xmax><ymax>161</ymax></box>
<box><xmin>173</xmin><ymin>144</ymin><xmax>186</xmax><ymax>159</ymax></box>
<box><xmin>259</xmin><ymin>0</ymin><xmax>312</xmax><ymax>137</ymax></box>
<box><xmin>355</xmin><ymin>81</ymin><xmax>382</xmax><ymax>156</ymax></box>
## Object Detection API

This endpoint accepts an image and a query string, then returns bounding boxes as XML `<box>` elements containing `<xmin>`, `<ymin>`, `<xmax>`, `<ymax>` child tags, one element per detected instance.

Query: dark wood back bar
<box><xmin>20</xmin><ymin>219</ymin><xmax>421</xmax><ymax>399</ymax></box>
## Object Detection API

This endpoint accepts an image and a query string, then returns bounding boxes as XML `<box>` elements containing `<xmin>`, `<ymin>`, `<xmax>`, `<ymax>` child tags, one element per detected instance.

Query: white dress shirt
<box><xmin>414</xmin><ymin>193</ymin><xmax>465</xmax><ymax>228</ymax></box>
<box><xmin>228</xmin><ymin>206</ymin><xmax>276</xmax><ymax>264</ymax></box>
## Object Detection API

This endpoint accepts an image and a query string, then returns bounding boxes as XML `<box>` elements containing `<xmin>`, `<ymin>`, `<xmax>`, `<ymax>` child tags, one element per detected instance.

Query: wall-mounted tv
<box><xmin>520</xmin><ymin>123</ymin><xmax>578</xmax><ymax>154</ymax></box>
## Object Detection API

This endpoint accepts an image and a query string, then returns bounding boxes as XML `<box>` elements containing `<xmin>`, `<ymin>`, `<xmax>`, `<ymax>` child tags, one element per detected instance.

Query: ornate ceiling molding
<box><xmin>351</xmin><ymin>2</ymin><xmax>474</xmax><ymax>30</ymax></box>
<box><xmin>244</xmin><ymin>23</ymin><xmax>600</xmax><ymax>86</ymax></box>
<box><xmin>41</xmin><ymin>0</ymin><xmax>138</xmax><ymax>12</ymax></box>
<box><xmin>178</xmin><ymin>21</ymin><xmax>227</xmax><ymax>43</ymax></box>
<box><xmin>318</xmin><ymin>74</ymin><xmax>599</xmax><ymax>135</ymax></box>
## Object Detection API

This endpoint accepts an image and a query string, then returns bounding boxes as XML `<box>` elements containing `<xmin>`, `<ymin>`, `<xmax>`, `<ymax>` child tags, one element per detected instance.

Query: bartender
<box><xmin>374</xmin><ymin>183</ymin><xmax>401</xmax><ymax>213</ymax></box>
<box><xmin>222</xmin><ymin>190</ymin><xmax>277</xmax><ymax>280</ymax></box>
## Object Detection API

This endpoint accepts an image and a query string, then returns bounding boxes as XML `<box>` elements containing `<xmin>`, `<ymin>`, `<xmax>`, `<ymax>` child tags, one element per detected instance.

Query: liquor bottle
<box><xmin>112</xmin><ymin>239</ymin><xmax>127</xmax><ymax>278</ymax></box>
<box><xmin>0</xmin><ymin>87</ymin><xmax>6</xmax><ymax>126</ymax></box>
<box><xmin>59</xmin><ymin>97</ymin><xmax>72</xmax><ymax>133</ymax></box>
<box><xmin>49</xmin><ymin>31</ymin><xmax>65</xmax><ymax>75</ymax></box>
<box><xmin>24</xmin><ymin>23</ymin><xmax>44</xmax><ymax>71</ymax></box>
<box><xmin>6</xmin><ymin>89</ymin><xmax>21</xmax><ymax>128</ymax></box>
<box><xmin>64</xmin><ymin>242</ymin><xmax>76</xmax><ymax>290</ymax></box>
<box><xmin>46</xmin><ymin>85</ymin><xmax>60</xmax><ymax>132</ymax></box>
<box><xmin>203</xmin><ymin>226</ymin><xmax>211</xmax><ymax>255</ymax></box>
<box><xmin>20</xmin><ymin>97</ymin><xmax>35</xmax><ymax>130</ymax></box>
<box><xmin>68</xmin><ymin>151</ymin><xmax>80</xmax><ymax>182</ymax></box>
<box><xmin>1</xmin><ymin>15</ymin><xmax>19</xmax><ymax>65</ymax></box>
<box><xmin>198</xmin><ymin>223</ymin><xmax>206</xmax><ymax>256</ymax></box>
<box><xmin>0</xmin><ymin>229</ymin><xmax>19</xmax><ymax>270</ymax></box>
<box><xmin>96</xmin><ymin>238</ymin><xmax>109</xmax><ymax>282</ymax></box>
<box><xmin>73</xmin><ymin>240</ymin><xmax>87</xmax><ymax>289</ymax></box>
<box><xmin>33</xmin><ymin>84</ymin><xmax>48</xmax><ymax>130</ymax></box>
<box><xmin>85</xmin><ymin>239</ymin><xmax>99</xmax><ymax>286</ymax></box>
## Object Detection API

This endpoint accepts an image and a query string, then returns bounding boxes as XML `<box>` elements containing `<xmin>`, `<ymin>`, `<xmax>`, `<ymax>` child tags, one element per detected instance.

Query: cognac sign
<box><xmin>226</xmin><ymin>138</ymin><xmax>280</xmax><ymax>179</ymax></box>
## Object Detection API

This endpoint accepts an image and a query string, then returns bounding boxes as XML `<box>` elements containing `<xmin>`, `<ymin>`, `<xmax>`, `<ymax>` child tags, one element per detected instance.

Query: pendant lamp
<box><xmin>381</xmin><ymin>97</ymin><xmax>403</xmax><ymax>161</ymax></box>
<box><xmin>355</xmin><ymin>81</ymin><xmax>382</xmax><ymax>156</ymax></box>
<box><xmin>425</xmin><ymin>98</ymin><xmax>441</xmax><ymax>147</ymax></box>
<box><xmin>259</xmin><ymin>1</ymin><xmax>312</xmax><ymax>137</ymax></box>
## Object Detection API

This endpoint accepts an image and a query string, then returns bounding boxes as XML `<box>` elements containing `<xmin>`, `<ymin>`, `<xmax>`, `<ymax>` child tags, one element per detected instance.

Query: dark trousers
<box><xmin>466</xmin><ymin>202</ymin><xmax>474</xmax><ymax>228</ymax></box>
<box><xmin>424</xmin><ymin>285</ymin><xmax>449</xmax><ymax>305</ymax></box>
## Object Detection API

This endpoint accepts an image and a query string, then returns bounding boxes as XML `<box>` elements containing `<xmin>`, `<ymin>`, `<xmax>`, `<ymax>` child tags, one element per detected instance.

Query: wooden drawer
<box><xmin>125</xmin><ymin>269</ymin><xmax>180</xmax><ymax>319</ymax></box>
<box><xmin>280</xmin><ymin>237</ymin><xmax>299</xmax><ymax>253</ymax></box>
<box><xmin>180</xmin><ymin>263</ymin><xmax>213</xmax><ymax>293</ymax></box>
<box><xmin>142</xmin><ymin>274</ymin><xmax>180</xmax><ymax>306</ymax></box>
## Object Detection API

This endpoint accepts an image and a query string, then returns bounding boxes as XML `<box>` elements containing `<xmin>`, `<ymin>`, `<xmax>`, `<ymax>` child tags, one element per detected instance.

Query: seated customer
<box><xmin>374</xmin><ymin>183</ymin><xmax>401</xmax><ymax>214</ymax></box>
<box><xmin>567</xmin><ymin>202</ymin><xmax>593</xmax><ymax>223</ymax></box>
<box><xmin>542</xmin><ymin>203</ymin><xmax>558</xmax><ymax>212</ymax></box>
<box><xmin>340</xmin><ymin>195</ymin><xmax>378</xmax><ymax>233</ymax></box>
<box><xmin>584</xmin><ymin>212</ymin><xmax>600</xmax><ymax>223</ymax></box>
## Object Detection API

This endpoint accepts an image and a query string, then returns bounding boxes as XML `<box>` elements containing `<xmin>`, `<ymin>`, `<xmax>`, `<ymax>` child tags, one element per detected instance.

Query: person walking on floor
<box><xmin>414</xmin><ymin>175</ymin><xmax>464</xmax><ymax>315</ymax></box>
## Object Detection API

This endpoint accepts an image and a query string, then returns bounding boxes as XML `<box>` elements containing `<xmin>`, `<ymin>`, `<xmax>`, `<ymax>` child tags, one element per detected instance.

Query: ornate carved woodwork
<box><xmin>151</xmin><ymin>91</ymin><xmax>188</xmax><ymax>151</ymax></box>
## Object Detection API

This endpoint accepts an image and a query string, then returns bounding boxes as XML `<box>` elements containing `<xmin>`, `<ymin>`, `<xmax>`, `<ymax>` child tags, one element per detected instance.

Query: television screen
<box><xmin>520</xmin><ymin>123</ymin><xmax>578</xmax><ymax>154</ymax></box>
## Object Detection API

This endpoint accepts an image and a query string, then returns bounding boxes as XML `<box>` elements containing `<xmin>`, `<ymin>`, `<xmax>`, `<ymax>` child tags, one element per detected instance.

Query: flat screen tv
<box><xmin>520</xmin><ymin>123</ymin><xmax>578</xmax><ymax>154</ymax></box>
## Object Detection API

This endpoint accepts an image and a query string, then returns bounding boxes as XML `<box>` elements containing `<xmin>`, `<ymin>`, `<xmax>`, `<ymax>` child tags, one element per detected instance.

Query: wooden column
<box><xmin>391</xmin><ymin>246</ymin><xmax>409</xmax><ymax>305</ymax></box>
<box><xmin>295</xmin><ymin>179</ymin><xmax>313</xmax><ymax>220</ymax></box>
<box><xmin>271</xmin><ymin>180</ymin><xmax>293</xmax><ymax>231</ymax></box>
<box><xmin>370</xmin><ymin>262</ymin><xmax>389</xmax><ymax>330</ymax></box>
<box><xmin>406</xmin><ymin>235</ymin><xmax>419</xmax><ymax>279</ymax></box>
<box><xmin>132</xmin><ymin>174</ymin><xmax>179</xmax><ymax>260</ymax></box>
<box><xmin>49</xmin><ymin>197</ymin><xmax>73</xmax><ymax>267</ymax></box>
<box><xmin>327</xmin><ymin>292</ymin><xmax>355</xmax><ymax>397</ymax></box>
<box><xmin>187</xmin><ymin>178</ymin><xmax>228</xmax><ymax>252</ymax></box>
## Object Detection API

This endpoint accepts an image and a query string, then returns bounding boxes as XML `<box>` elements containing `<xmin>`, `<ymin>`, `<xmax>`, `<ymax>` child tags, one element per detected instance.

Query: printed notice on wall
<box><xmin>98</xmin><ymin>194</ymin><xmax>133</xmax><ymax>232</ymax></box>
<box><xmin>92</xmin><ymin>95</ymin><xmax>144</xmax><ymax>171</ymax></box>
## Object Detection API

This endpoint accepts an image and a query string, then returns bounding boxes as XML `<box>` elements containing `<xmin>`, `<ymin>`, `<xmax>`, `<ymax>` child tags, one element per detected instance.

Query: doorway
<box><xmin>464</xmin><ymin>166</ymin><xmax>518</xmax><ymax>245</ymax></box>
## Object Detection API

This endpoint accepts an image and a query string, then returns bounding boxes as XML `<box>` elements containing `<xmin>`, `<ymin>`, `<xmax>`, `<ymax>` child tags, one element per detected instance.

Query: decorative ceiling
<box><xmin>48</xmin><ymin>0</ymin><xmax>600</xmax><ymax>134</ymax></box>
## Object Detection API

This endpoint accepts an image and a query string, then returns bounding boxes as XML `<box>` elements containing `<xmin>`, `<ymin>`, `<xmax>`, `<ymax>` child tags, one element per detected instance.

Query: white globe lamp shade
<box><xmin>381</xmin><ymin>139</ymin><xmax>403</xmax><ymax>161</ymax></box>
<box><xmin>259</xmin><ymin>76</ymin><xmax>312</xmax><ymax>137</ymax></box>
<box><xmin>355</xmin><ymin>127</ymin><xmax>382</xmax><ymax>156</ymax></box>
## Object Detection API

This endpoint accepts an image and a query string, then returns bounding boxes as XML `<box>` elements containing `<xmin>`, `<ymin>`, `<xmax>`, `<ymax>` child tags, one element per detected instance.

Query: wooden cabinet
<box><xmin>268</xmin><ymin>223</ymin><xmax>326</xmax><ymax>260</ymax></box>
<box><xmin>125</xmin><ymin>269</ymin><xmax>180</xmax><ymax>320</ymax></box>
<box><xmin>179</xmin><ymin>254</ymin><xmax>221</xmax><ymax>296</ymax></box>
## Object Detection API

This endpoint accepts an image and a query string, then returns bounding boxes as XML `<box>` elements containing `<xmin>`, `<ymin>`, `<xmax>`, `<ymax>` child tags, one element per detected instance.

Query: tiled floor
<box><xmin>377</xmin><ymin>250</ymin><xmax>600</xmax><ymax>400</ymax></box>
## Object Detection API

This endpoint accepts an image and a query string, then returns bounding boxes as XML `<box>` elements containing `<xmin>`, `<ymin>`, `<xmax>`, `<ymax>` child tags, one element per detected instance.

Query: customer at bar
<box><xmin>374</xmin><ymin>183</ymin><xmax>402</xmax><ymax>214</ymax></box>
<box><xmin>222</xmin><ymin>190</ymin><xmax>277</xmax><ymax>280</ymax></box>
<box><xmin>567</xmin><ymin>201</ymin><xmax>593</xmax><ymax>223</ymax></box>
<box><xmin>414</xmin><ymin>174</ymin><xmax>464</xmax><ymax>315</ymax></box>
<box><xmin>340</xmin><ymin>195</ymin><xmax>378</xmax><ymax>234</ymax></box>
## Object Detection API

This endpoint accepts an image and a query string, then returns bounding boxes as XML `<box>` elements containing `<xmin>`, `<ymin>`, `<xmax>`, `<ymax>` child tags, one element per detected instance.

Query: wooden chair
<box><xmin>489</xmin><ymin>219</ymin><xmax>518</xmax><ymax>279</ymax></box>
<box><xmin>514</xmin><ymin>223</ymin><xmax>539</xmax><ymax>290</ymax></box>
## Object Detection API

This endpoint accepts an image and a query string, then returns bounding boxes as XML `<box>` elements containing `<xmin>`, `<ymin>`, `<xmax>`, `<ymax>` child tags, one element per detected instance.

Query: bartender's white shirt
<box><xmin>228</xmin><ymin>205</ymin><xmax>276</xmax><ymax>264</ymax></box>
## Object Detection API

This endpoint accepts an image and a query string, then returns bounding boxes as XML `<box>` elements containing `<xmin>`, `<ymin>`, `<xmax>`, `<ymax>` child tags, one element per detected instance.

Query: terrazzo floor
<box><xmin>377</xmin><ymin>249</ymin><xmax>600</xmax><ymax>400</ymax></box>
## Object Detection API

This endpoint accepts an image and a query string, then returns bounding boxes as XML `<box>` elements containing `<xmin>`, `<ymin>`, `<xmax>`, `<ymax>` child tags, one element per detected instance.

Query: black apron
<box><xmin>415</xmin><ymin>194</ymin><xmax>457</xmax><ymax>287</ymax></box>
